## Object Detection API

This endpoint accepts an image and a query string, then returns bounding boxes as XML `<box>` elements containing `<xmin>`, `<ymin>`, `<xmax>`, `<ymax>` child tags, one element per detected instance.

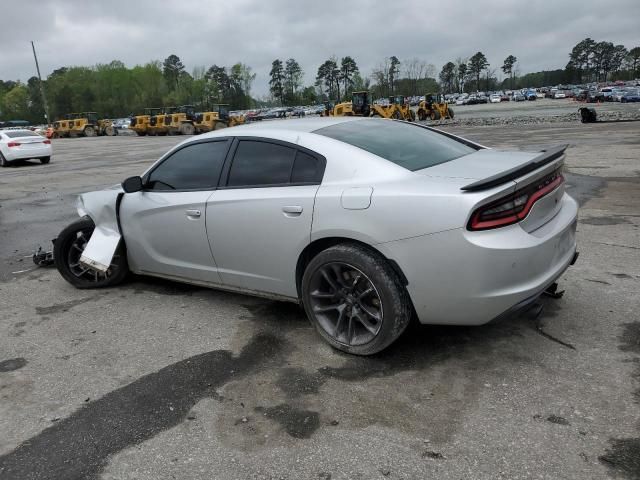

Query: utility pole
<box><xmin>31</xmin><ymin>41</ymin><xmax>51</xmax><ymax>126</ymax></box>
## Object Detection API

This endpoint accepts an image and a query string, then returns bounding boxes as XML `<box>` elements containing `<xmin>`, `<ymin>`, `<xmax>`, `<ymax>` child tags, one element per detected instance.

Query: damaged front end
<box><xmin>75</xmin><ymin>187</ymin><xmax>124</xmax><ymax>272</ymax></box>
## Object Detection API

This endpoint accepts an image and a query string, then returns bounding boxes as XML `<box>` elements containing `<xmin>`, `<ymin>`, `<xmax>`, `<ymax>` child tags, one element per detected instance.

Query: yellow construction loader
<box><xmin>194</xmin><ymin>105</ymin><xmax>245</xmax><ymax>133</ymax></box>
<box><xmin>129</xmin><ymin>108</ymin><xmax>161</xmax><ymax>136</ymax></box>
<box><xmin>147</xmin><ymin>107</ymin><xmax>176</xmax><ymax>136</ymax></box>
<box><xmin>417</xmin><ymin>93</ymin><xmax>454</xmax><ymax>121</ymax></box>
<box><xmin>53</xmin><ymin>113</ymin><xmax>117</xmax><ymax>137</ymax></box>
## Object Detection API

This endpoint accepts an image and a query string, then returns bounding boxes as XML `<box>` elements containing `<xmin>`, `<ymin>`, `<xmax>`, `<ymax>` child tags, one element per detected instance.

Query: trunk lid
<box><xmin>415</xmin><ymin>147</ymin><xmax>567</xmax><ymax>232</ymax></box>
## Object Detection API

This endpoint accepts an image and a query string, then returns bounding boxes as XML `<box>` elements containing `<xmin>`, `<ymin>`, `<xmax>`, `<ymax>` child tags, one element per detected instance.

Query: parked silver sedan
<box><xmin>54</xmin><ymin>117</ymin><xmax>578</xmax><ymax>355</ymax></box>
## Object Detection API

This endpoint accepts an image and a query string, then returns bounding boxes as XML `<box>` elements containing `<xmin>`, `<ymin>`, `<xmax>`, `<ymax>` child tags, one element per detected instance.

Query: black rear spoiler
<box><xmin>460</xmin><ymin>144</ymin><xmax>568</xmax><ymax>192</ymax></box>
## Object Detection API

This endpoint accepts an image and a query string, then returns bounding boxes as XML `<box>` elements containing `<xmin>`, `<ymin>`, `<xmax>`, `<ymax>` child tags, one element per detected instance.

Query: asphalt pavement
<box><xmin>0</xmin><ymin>117</ymin><xmax>639</xmax><ymax>480</ymax></box>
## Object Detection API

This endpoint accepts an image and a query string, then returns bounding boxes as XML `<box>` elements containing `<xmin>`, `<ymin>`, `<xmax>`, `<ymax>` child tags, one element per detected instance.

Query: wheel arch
<box><xmin>295</xmin><ymin>236</ymin><xmax>409</xmax><ymax>299</ymax></box>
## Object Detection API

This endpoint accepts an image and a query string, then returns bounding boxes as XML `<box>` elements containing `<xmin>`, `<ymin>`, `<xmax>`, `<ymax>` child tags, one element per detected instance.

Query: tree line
<box><xmin>1</xmin><ymin>38</ymin><xmax>639</xmax><ymax>123</ymax></box>
<box><xmin>437</xmin><ymin>39</ymin><xmax>639</xmax><ymax>94</ymax></box>
<box><xmin>0</xmin><ymin>55</ymin><xmax>256</xmax><ymax>124</ymax></box>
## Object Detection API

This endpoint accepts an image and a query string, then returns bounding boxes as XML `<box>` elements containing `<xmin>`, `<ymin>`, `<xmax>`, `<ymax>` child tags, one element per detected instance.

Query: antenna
<box><xmin>31</xmin><ymin>41</ymin><xmax>51</xmax><ymax>126</ymax></box>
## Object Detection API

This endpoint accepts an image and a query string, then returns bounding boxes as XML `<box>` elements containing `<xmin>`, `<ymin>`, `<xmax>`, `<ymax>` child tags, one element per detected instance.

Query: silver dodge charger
<box><xmin>54</xmin><ymin>117</ymin><xmax>578</xmax><ymax>355</ymax></box>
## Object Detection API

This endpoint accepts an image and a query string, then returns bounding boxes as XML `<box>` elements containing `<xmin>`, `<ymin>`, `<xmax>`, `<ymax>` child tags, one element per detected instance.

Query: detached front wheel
<box><xmin>54</xmin><ymin>217</ymin><xmax>129</xmax><ymax>289</ymax></box>
<box><xmin>301</xmin><ymin>243</ymin><xmax>412</xmax><ymax>355</ymax></box>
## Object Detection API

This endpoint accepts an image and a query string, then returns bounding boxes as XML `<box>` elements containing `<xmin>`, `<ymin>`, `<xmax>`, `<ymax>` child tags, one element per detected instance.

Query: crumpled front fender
<box><xmin>76</xmin><ymin>186</ymin><xmax>124</xmax><ymax>272</ymax></box>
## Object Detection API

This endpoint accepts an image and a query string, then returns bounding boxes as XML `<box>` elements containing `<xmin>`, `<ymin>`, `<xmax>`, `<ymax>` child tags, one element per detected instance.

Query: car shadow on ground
<box><xmin>0</xmin><ymin>274</ymin><xmax>567</xmax><ymax>479</ymax></box>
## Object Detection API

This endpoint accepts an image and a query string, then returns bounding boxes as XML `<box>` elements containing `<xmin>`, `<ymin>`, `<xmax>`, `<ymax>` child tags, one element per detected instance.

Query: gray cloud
<box><xmin>2</xmin><ymin>0</ymin><xmax>639</xmax><ymax>95</ymax></box>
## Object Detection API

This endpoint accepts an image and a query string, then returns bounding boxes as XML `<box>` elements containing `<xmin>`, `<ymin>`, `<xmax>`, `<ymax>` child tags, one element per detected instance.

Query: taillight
<box><xmin>468</xmin><ymin>169</ymin><xmax>564</xmax><ymax>231</ymax></box>
<box><xmin>7</xmin><ymin>142</ymin><xmax>20</xmax><ymax>147</ymax></box>
<box><xmin>43</xmin><ymin>139</ymin><xmax>51</xmax><ymax>144</ymax></box>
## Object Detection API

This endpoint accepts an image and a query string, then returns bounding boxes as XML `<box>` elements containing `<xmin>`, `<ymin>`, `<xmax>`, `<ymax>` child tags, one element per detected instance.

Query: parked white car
<box><xmin>490</xmin><ymin>94</ymin><xmax>501</xmax><ymax>103</ymax></box>
<box><xmin>554</xmin><ymin>92</ymin><xmax>566</xmax><ymax>99</ymax></box>
<box><xmin>53</xmin><ymin>117</ymin><xmax>578</xmax><ymax>355</ymax></box>
<box><xmin>0</xmin><ymin>129</ymin><xmax>52</xmax><ymax>167</ymax></box>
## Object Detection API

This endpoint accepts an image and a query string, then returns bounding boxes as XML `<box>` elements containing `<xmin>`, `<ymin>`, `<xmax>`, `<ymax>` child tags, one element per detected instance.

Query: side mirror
<box><xmin>122</xmin><ymin>176</ymin><xmax>143</xmax><ymax>193</ymax></box>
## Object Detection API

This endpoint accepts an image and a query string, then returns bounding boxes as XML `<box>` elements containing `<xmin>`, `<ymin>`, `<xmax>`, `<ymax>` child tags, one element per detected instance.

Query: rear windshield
<box><xmin>314</xmin><ymin>119</ymin><xmax>476</xmax><ymax>171</ymax></box>
<box><xmin>2</xmin><ymin>130</ymin><xmax>39</xmax><ymax>138</ymax></box>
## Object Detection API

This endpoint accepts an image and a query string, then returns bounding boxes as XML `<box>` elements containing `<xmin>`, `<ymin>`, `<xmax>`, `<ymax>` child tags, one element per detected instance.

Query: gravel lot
<box><xmin>0</xmin><ymin>111</ymin><xmax>639</xmax><ymax>479</ymax></box>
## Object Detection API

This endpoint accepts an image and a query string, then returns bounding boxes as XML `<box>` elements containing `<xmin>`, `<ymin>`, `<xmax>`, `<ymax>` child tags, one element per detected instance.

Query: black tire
<box><xmin>417</xmin><ymin>110</ymin><xmax>427</xmax><ymax>121</ymax></box>
<box><xmin>40</xmin><ymin>156</ymin><xmax>51</xmax><ymax>164</ymax></box>
<box><xmin>54</xmin><ymin>217</ymin><xmax>129</xmax><ymax>289</ymax></box>
<box><xmin>0</xmin><ymin>152</ymin><xmax>9</xmax><ymax>167</ymax></box>
<box><xmin>430</xmin><ymin>110</ymin><xmax>441</xmax><ymax>120</ymax></box>
<box><xmin>84</xmin><ymin>126</ymin><xmax>96</xmax><ymax>137</ymax></box>
<box><xmin>136</xmin><ymin>131</ymin><xmax>146</xmax><ymax>136</ymax></box>
<box><xmin>448</xmin><ymin>108</ymin><xmax>455</xmax><ymax>119</ymax></box>
<box><xmin>180</xmin><ymin>123</ymin><xmax>195</xmax><ymax>135</ymax></box>
<box><xmin>301</xmin><ymin>243</ymin><xmax>412</xmax><ymax>355</ymax></box>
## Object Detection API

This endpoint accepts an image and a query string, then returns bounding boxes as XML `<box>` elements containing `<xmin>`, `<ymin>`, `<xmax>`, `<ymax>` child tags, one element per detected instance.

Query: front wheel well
<box><xmin>295</xmin><ymin>237</ymin><xmax>408</xmax><ymax>299</ymax></box>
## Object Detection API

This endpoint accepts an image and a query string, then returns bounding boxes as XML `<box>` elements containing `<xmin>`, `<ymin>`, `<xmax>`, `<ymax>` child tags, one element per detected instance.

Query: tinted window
<box><xmin>227</xmin><ymin>141</ymin><xmax>295</xmax><ymax>186</ymax></box>
<box><xmin>3</xmin><ymin>130</ymin><xmax>39</xmax><ymax>138</ymax></box>
<box><xmin>291</xmin><ymin>151</ymin><xmax>321</xmax><ymax>183</ymax></box>
<box><xmin>147</xmin><ymin>141</ymin><xmax>228</xmax><ymax>190</ymax></box>
<box><xmin>314</xmin><ymin>119</ymin><xmax>476</xmax><ymax>171</ymax></box>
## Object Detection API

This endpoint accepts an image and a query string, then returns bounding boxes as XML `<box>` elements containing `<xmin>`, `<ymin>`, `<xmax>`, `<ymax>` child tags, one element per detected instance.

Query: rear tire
<box><xmin>430</xmin><ymin>110</ymin><xmax>441</xmax><ymax>120</ymax></box>
<box><xmin>84</xmin><ymin>126</ymin><xmax>96</xmax><ymax>137</ymax></box>
<box><xmin>301</xmin><ymin>243</ymin><xmax>412</xmax><ymax>355</ymax></box>
<box><xmin>40</xmin><ymin>156</ymin><xmax>51</xmax><ymax>164</ymax></box>
<box><xmin>54</xmin><ymin>217</ymin><xmax>129</xmax><ymax>289</ymax></box>
<box><xmin>180</xmin><ymin>123</ymin><xmax>195</xmax><ymax>135</ymax></box>
<box><xmin>448</xmin><ymin>108</ymin><xmax>454</xmax><ymax>119</ymax></box>
<box><xmin>0</xmin><ymin>152</ymin><xmax>9</xmax><ymax>167</ymax></box>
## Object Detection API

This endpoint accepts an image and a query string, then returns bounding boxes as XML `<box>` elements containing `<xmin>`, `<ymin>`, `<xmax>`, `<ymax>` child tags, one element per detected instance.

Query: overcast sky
<box><xmin>2</xmin><ymin>0</ymin><xmax>638</xmax><ymax>96</ymax></box>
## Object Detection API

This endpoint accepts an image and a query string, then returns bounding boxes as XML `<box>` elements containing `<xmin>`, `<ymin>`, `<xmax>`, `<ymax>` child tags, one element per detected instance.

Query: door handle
<box><xmin>185</xmin><ymin>209</ymin><xmax>201</xmax><ymax>217</ymax></box>
<box><xmin>282</xmin><ymin>205</ymin><xmax>303</xmax><ymax>216</ymax></box>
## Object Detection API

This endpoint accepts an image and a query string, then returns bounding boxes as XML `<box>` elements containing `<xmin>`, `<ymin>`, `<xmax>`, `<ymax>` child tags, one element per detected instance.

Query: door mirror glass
<box><xmin>122</xmin><ymin>176</ymin><xmax>143</xmax><ymax>193</ymax></box>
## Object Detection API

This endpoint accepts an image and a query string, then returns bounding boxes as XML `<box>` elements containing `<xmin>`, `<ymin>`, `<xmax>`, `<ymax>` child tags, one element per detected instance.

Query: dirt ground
<box><xmin>0</xmin><ymin>118</ymin><xmax>639</xmax><ymax>479</ymax></box>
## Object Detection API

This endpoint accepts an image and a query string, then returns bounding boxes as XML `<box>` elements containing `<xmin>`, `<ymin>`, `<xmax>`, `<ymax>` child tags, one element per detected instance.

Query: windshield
<box><xmin>314</xmin><ymin>119</ymin><xmax>476</xmax><ymax>171</ymax></box>
<box><xmin>3</xmin><ymin>130</ymin><xmax>39</xmax><ymax>138</ymax></box>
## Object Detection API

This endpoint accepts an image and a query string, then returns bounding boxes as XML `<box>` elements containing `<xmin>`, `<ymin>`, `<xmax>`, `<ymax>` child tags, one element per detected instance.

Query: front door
<box><xmin>120</xmin><ymin>139</ymin><xmax>230</xmax><ymax>283</ymax></box>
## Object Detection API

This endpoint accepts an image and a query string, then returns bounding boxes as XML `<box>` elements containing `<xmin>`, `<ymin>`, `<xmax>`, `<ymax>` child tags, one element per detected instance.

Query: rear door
<box><xmin>120</xmin><ymin>139</ymin><xmax>230</xmax><ymax>283</ymax></box>
<box><xmin>206</xmin><ymin>138</ymin><xmax>325</xmax><ymax>298</ymax></box>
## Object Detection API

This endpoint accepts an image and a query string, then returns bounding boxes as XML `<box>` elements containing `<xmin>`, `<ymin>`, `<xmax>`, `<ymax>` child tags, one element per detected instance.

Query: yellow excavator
<box><xmin>129</xmin><ymin>108</ymin><xmax>161</xmax><ymax>136</ymax></box>
<box><xmin>417</xmin><ymin>93</ymin><xmax>454</xmax><ymax>121</ymax></box>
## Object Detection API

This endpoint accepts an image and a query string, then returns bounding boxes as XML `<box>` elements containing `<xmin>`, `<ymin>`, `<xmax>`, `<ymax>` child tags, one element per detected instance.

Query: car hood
<box><xmin>414</xmin><ymin>149</ymin><xmax>541</xmax><ymax>185</ymax></box>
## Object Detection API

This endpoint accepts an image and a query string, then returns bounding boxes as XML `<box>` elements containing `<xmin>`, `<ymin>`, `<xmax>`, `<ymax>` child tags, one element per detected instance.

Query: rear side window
<box><xmin>227</xmin><ymin>141</ymin><xmax>296</xmax><ymax>187</ymax></box>
<box><xmin>147</xmin><ymin>140</ymin><xmax>229</xmax><ymax>190</ymax></box>
<box><xmin>314</xmin><ymin>119</ymin><xmax>476</xmax><ymax>171</ymax></box>
<box><xmin>291</xmin><ymin>151</ymin><xmax>321</xmax><ymax>183</ymax></box>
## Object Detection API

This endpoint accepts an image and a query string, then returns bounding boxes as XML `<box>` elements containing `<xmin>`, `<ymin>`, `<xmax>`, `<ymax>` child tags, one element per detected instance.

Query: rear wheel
<box><xmin>0</xmin><ymin>152</ymin><xmax>9</xmax><ymax>167</ymax></box>
<box><xmin>40</xmin><ymin>156</ymin><xmax>50</xmax><ymax>164</ymax></box>
<box><xmin>180</xmin><ymin>123</ymin><xmax>195</xmax><ymax>135</ymax></box>
<box><xmin>136</xmin><ymin>131</ymin><xmax>146</xmax><ymax>136</ymax></box>
<box><xmin>430</xmin><ymin>110</ymin><xmax>441</xmax><ymax>120</ymax></box>
<box><xmin>448</xmin><ymin>108</ymin><xmax>455</xmax><ymax>119</ymax></box>
<box><xmin>83</xmin><ymin>126</ymin><xmax>96</xmax><ymax>137</ymax></box>
<box><xmin>301</xmin><ymin>243</ymin><xmax>412</xmax><ymax>355</ymax></box>
<box><xmin>104</xmin><ymin>126</ymin><xmax>116</xmax><ymax>136</ymax></box>
<box><xmin>54</xmin><ymin>217</ymin><xmax>129</xmax><ymax>289</ymax></box>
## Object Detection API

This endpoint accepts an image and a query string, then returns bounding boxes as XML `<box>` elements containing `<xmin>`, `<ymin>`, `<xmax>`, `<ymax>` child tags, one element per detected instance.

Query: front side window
<box><xmin>227</xmin><ymin>140</ymin><xmax>296</xmax><ymax>187</ymax></box>
<box><xmin>147</xmin><ymin>140</ymin><xmax>229</xmax><ymax>190</ymax></box>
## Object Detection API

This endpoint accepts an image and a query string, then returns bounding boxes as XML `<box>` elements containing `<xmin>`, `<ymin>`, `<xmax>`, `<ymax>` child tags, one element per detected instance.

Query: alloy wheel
<box><xmin>308</xmin><ymin>262</ymin><xmax>383</xmax><ymax>346</ymax></box>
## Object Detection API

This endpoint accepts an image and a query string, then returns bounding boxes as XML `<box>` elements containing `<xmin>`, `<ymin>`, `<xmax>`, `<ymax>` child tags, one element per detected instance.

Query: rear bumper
<box><xmin>377</xmin><ymin>193</ymin><xmax>579</xmax><ymax>326</ymax></box>
<box><xmin>4</xmin><ymin>145</ymin><xmax>52</xmax><ymax>161</ymax></box>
